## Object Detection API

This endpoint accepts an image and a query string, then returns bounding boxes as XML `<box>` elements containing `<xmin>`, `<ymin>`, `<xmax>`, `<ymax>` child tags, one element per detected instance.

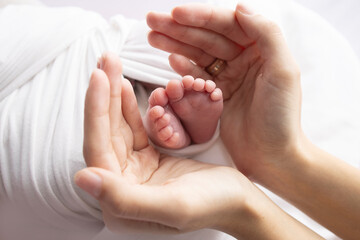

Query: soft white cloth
<box><xmin>0</xmin><ymin>0</ymin><xmax>360</xmax><ymax>240</ymax></box>
<box><xmin>0</xmin><ymin>4</ymin><xmax>230</xmax><ymax>240</ymax></box>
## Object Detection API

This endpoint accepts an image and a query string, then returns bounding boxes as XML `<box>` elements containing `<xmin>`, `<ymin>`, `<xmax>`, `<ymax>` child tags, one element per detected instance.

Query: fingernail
<box><xmin>236</xmin><ymin>4</ymin><xmax>254</xmax><ymax>15</ymax></box>
<box><xmin>75</xmin><ymin>170</ymin><xmax>103</xmax><ymax>198</ymax></box>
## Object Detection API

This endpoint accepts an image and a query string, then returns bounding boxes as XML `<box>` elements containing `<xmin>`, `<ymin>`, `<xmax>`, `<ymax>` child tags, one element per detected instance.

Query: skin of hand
<box><xmin>147</xmin><ymin>4</ymin><xmax>360</xmax><ymax>239</ymax></box>
<box><xmin>75</xmin><ymin>53</ymin><xmax>322</xmax><ymax>239</ymax></box>
<box><xmin>146</xmin><ymin>3</ymin><xmax>303</xmax><ymax>182</ymax></box>
<box><xmin>76</xmin><ymin>52</ymin><xmax>249</xmax><ymax>233</ymax></box>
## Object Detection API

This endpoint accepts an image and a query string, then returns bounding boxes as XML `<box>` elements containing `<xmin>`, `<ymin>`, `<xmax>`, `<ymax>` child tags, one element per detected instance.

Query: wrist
<box><xmin>211</xmin><ymin>173</ymin><xmax>291</xmax><ymax>239</ymax></box>
<box><xmin>254</xmin><ymin>130</ymin><xmax>314</xmax><ymax>188</ymax></box>
<box><xmin>214</xmin><ymin>178</ymin><xmax>323</xmax><ymax>240</ymax></box>
<box><xmin>212</xmin><ymin>178</ymin><xmax>262</xmax><ymax>239</ymax></box>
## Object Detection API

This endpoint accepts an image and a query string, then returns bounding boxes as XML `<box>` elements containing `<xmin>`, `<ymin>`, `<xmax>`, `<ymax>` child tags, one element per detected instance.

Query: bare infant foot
<box><xmin>144</xmin><ymin>75</ymin><xmax>223</xmax><ymax>149</ymax></box>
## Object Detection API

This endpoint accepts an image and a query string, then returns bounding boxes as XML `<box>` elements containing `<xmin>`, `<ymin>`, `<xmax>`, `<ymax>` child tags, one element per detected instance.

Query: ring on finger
<box><xmin>205</xmin><ymin>58</ymin><xmax>226</xmax><ymax>76</ymax></box>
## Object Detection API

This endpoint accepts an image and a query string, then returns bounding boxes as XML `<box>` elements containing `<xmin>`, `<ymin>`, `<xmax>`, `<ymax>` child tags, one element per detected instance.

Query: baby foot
<box><xmin>144</xmin><ymin>76</ymin><xmax>223</xmax><ymax>149</ymax></box>
<box><xmin>167</xmin><ymin>76</ymin><xmax>223</xmax><ymax>144</ymax></box>
<box><xmin>144</xmin><ymin>87</ymin><xmax>191</xmax><ymax>149</ymax></box>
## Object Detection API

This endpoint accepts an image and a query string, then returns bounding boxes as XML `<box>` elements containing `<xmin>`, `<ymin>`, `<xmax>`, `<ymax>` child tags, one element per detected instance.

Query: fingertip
<box><xmin>100</xmin><ymin>52</ymin><xmax>123</xmax><ymax>79</ymax></box>
<box><xmin>147</xmin><ymin>31</ymin><xmax>163</xmax><ymax>50</ymax></box>
<box><xmin>147</xmin><ymin>30</ymin><xmax>155</xmax><ymax>44</ymax></box>
<box><xmin>86</xmin><ymin>69</ymin><xmax>110</xmax><ymax>115</ymax></box>
<box><xmin>171</xmin><ymin>3</ymin><xmax>207</xmax><ymax>25</ymax></box>
<box><xmin>171</xmin><ymin>5</ymin><xmax>181</xmax><ymax>20</ymax></box>
<box><xmin>90</xmin><ymin>69</ymin><xmax>105</xmax><ymax>85</ymax></box>
<box><xmin>168</xmin><ymin>53</ymin><xmax>181</xmax><ymax>64</ymax></box>
<box><xmin>236</xmin><ymin>3</ymin><xmax>255</xmax><ymax>16</ymax></box>
<box><xmin>168</xmin><ymin>54</ymin><xmax>192</xmax><ymax>75</ymax></box>
<box><xmin>75</xmin><ymin>168</ymin><xmax>103</xmax><ymax>199</ymax></box>
<box><xmin>171</xmin><ymin>4</ymin><xmax>190</xmax><ymax>23</ymax></box>
<box><xmin>122</xmin><ymin>76</ymin><xmax>134</xmax><ymax>91</ymax></box>
<box><xmin>146</xmin><ymin>11</ymin><xmax>156</xmax><ymax>28</ymax></box>
<box><xmin>147</xmin><ymin>31</ymin><xmax>168</xmax><ymax>49</ymax></box>
<box><xmin>146</xmin><ymin>11</ymin><xmax>155</xmax><ymax>19</ymax></box>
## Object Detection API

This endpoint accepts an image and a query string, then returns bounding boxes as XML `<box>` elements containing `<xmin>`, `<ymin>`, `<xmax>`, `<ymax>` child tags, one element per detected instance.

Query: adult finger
<box><xmin>74</xmin><ymin>168</ymin><xmax>182</xmax><ymax>228</ymax></box>
<box><xmin>100</xmin><ymin>52</ymin><xmax>125</xmax><ymax>134</ymax></box>
<box><xmin>83</xmin><ymin>69</ymin><xmax>121</xmax><ymax>173</ymax></box>
<box><xmin>147</xmin><ymin>12</ymin><xmax>242</xmax><ymax>61</ymax></box>
<box><xmin>100</xmin><ymin>52</ymin><xmax>129</xmax><ymax>168</ymax></box>
<box><xmin>171</xmin><ymin>3</ymin><xmax>253</xmax><ymax>47</ymax></box>
<box><xmin>235</xmin><ymin>4</ymin><xmax>300</xmax><ymax>81</ymax></box>
<box><xmin>148</xmin><ymin>31</ymin><xmax>214</xmax><ymax>67</ymax></box>
<box><xmin>234</xmin><ymin>4</ymin><xmax>289</xmax><ymax>59</ymax></box>
<box><xmin>168</xmin><ymin>54</ymin><xmax>212</xmax><ymax>80</ymax></box>
<box><xmin>171</xmin><ymin>3</ymin><xmax>292</xmax><ymax>62</ymax></box>
<box><xmin>121</xmin><ymin>78</ymin><xmax>149</xmax><ymax>151</ymax></box>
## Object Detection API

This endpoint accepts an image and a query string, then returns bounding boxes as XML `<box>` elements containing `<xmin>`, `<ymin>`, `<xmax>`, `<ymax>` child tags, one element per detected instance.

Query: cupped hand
<box><xmin>75</xmin><ymin>53</ymin><xmax>252</xmax><ymax>233</ymax></box>
<box><xmin>147</xmin><ymin>4</ymin><xmax>304</xmax><ymax>182</ymax></box>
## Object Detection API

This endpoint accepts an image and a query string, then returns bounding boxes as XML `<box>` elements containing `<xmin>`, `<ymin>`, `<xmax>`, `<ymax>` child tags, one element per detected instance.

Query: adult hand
<box><xmin>75</xmin><ymin>53</ymin><xmax>252</xmax><ymax>234</ymax></box>
<box><xmin>147</xmin><ymin>5</ymin><xmax>360</xmax><ymax>239</ymax></box>
<box><xmin>147</xmin><ymin>3</ymin><xmax>303</xmax><ymax>183</ymax></box>
<box><xmin>75</xmin><ymin>53</ymin><xmax>323</xmax><ymax>240</ymax></box>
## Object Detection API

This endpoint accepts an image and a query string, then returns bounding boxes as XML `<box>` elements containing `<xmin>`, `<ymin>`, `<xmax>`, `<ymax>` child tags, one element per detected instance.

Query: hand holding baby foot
<box><xmin>76</xmin><ymin>58</ymin><xmax>317</xmax><ymax>239</ymax></box>
<box><xmin>145</xmin><ymin>75</ymin><xmax>223</xmax><ymax>149</ymax></box>
<box><xmin>147</xmin><ymin>3</ymin><xmax>303</xmax><ymax>181</ymax></box>
<box><xmin>76</xmin><ymin>52</ymin><xmax>258</xmax><ymax>235</ymax></box>
<box><xmin>82</xmin><ymin>52</ymin><xmax>159</xmax><ymax>184</ymax></box>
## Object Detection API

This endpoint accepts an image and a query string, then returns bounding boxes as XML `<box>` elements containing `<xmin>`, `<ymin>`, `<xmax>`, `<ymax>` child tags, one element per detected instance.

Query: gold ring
<box><xmin>205</xmin><ymin>58</ymin><xmax>226</xmax><ymax>76</ymax></box>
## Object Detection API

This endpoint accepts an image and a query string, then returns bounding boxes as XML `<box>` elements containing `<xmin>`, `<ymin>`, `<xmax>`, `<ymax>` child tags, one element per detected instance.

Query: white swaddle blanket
<box><xmin>0</xmin><ymin>4</ymin><xmax>227</xmax><ymax>240</ymax></box>
<box><xmin>0</xmin><ymin>0</ymin><xmax>359</xmax><ymax>240</ymax></box>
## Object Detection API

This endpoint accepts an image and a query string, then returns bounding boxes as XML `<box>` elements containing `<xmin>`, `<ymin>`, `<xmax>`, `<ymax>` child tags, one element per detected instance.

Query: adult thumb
<box><xmin>235</xmin><ymin>4</ymin><xmax>288</xmax><ymax>59</ymax></box>
<box><xmin>74</xmin><ymin>168</ymin><xmax>175</xmax><ymax>226</ymax></box>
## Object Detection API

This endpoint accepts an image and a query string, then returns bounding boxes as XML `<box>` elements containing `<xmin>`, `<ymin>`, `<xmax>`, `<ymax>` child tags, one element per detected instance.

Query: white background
<box><xmin>41</xmin><ymin>0</ymin><xmax>360</xmax><ymax>61</ymax></box>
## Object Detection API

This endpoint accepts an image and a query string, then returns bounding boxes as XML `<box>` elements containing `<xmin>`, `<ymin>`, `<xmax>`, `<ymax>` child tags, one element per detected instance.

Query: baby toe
<box><xmin>165</xmin><ymin>132</ymin><xmax>180</xmax><ymax>146</ymax></box>
<box><xmin>158</xmin><ymin>126</ymin><xmax>174</xmax><ymax>141</ymax></box>
<box><xmin>155</xmin><ymin>113</ymin><xmax>171</xmax><ymax>130</ymax></box>
<box><xmin>148</xmin><ymin>105</ymin><xmax>165</xmax><ymax>121</ymax></box>
<box><xmin>149</xmin><ymin>88</ymin><xmax>168</xmax><ymax>107</ymax></box>
<box><xmin>182</xmin><ymin>75</ymin><xmax>194</xmax><ymax>89</ymax></box>
<box><xmin>193</xmin><ymin>78</ymin><xmax>206</xmax><ymax>92</ymax></box>
<box><xmin>210</xmin><ymin>88</ymin><xmax>223</xmax><ymax>101</ymax></box>
<box><xmin>205</xmin><ymin>80</ymin><xmax>216</xmax><ymax>93</ymax></box>
<box><xmin>166</xmin><ymin>79</ymin><xmax>184</xmax><ymax>102</ymax></box>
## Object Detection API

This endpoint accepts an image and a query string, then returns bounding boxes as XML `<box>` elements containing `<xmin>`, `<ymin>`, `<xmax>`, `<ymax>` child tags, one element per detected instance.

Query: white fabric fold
<box><xmin>0</xmin><ymin>4</ymin><xmax>225</xmax><ymax>240</ymax></box>
<box><xmin>0</xmin><ymin>6</ymin><xmax>104</xmax><ymax>101</ymax></box>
